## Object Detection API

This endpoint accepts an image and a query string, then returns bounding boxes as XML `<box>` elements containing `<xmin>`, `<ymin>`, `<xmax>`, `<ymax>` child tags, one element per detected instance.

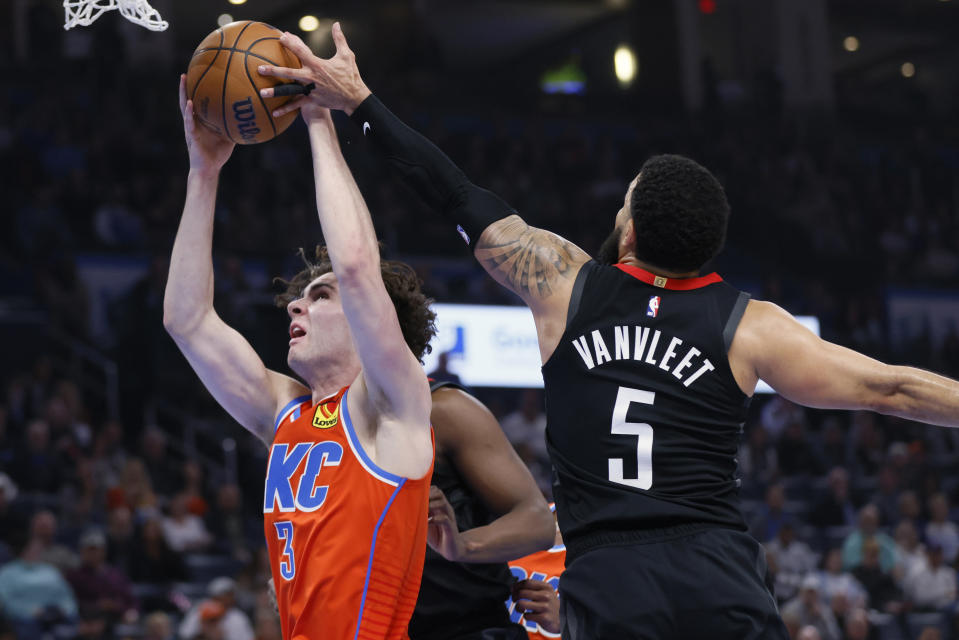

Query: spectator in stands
<box><xmin>750</xmin><ymin>482</ymin><xmax>788</xmax><ymax>543</ymax></box>
<box><xmin>178</xmin><ymin>577</ymin><xmax>254</xmax><ymax>640</ymax></box>
<box><xmin>816</xmin><ymin>418</ymin><xmax>847</xmax><ymax>471</ymax></box>
<box><xmin>106</xmin><ymin>506</ymin><xmax>137</xmax><ymax>576</ymax></box>
<box><xmin>141</xmin><ymin>427</ymin><xmax>179</xmax><ymax>498</ymax></box>
<box><xmin>28</xmin><ymin>510</ymin><xmax>78</xmax><ymax>573</ymax></box>
<box><xmin>90</xmin><ymin>419</ymin><xmax>128</xmax><ymax>490</ymax></box>
<box><xmin>0</xmin><ymin>534</ymin><xmax>78</xmax><ymax>637</ymax></box>
<box><xmin>895</xmin><ymin>519</ymin><xmax>927</xmax><ymax>579</ymax></box>
<box><xmin>759</xmin><ymin>395</ymin><xmax>805</xmax><ymax>442</ymax></box>
<box><xmin>426</xmin><ymin>351</ymin><xmax>461</xmax><ymax>386</ymax></box>
<box><xmin>899</xmin><ymin>490</ymin><xmax>924</xmax><ymax>529</ymax></box>
<box><xmin>0</xmin><ymin>473</ymin><xmax>23</xmax><ymax>549</ymax></box>
<box><xmin>143</xmin><ymin>610</ymin><xmax>175</xmax><ymax>640</ymax></box>
<box><xmin>848</xmin><ymin>413</ymin><xmax>884</xmax><ymax>478</ymax></box>
<box><xmin>925</xmin><ymin>493</ymin><xmax>959</xmax><ymax>565</ymax></box>
<box><xmin>190</xmin><ymin>600</ymin><xmax>227</xmax><ymax>640</ymax></box>
<box><xmin>765</xmin><ymin>520</ymin><xmax>818</xmax><ymax>603</ymax></box>
<box><xmin>108</xmin><ymin>458</ymin><xmax>158</xmax><ymax>517</ymax></box>
<box><xmin>775</xmin><ymin>413</ymin><xmax>823</xmax><ymax>477</ymax></box>
<box><xmin>162</xmin><ymin>492</ymin><xmax>212</xmax><ymax>553</ymax></box>
<box><xmin>8</xmin><ymin>418</ymin><xmax>62</xmax><ymax>493</ymax></box>
<box><xmin>781</xmin><ymin>575</ymin><xmax>841</xmax><ymax>640</ymax></box>
<box><xmin>207</xmin><ymin>483</ymin><xmax>254</xmax><ymax>564</ymax></box>
<box><xmin>872</xmin><ymin>464</ymin><xmax>903</xmax><ymax>527</ymax></box>
<box><xmin>809</xmin><ymin>468</ymin><xmax>857</xmax><ymax>528</ymax></box>
<box><xmin>499</xmin><ymin>389</ymin><xmax>548</xmax><ymax>465</ymax></box>
<box><xmin>851</xmin><ymin>538</ymin><xmax>904</xmax><ymax>614</ymax></box>
<box><xmin>842</xmin><ymin>608</ymin><xmax>870</xmax><ymax>640</ymax></box>
<box><xmin>66</xmin><ymin>529</ymin><xmax>138</xmax><ymax>630</ymax></box>
<box><xmin>0</xmin><ymin>407</ymin><xmax>14</xmax><ymax>469</ymax></box>
<box><xmin>179</xmin><ymin>460</ymin><xmax>209</xmax><ymax>518</ymax></box>
<box><xmin>796</xmin><ymin>626</ymin><xmax>822</xmax><ymax>640</ymax></box>
<box><xmin>903</xmin><ymin>543</ymin><xmax>957</xmax><ymax>612</ymax></box>
<box><xmin>128</xmin><ymin>515</ymin><xmax>188</xmax><ymax>588</ymax></box>
<box><xmin>738</xmin><ymin>425</ymin><xmax>778</xmax><ymax>496</ymax></box>
<box><xmin>816</xmin><ymin>548</ymin><xmax>867</xmax><ymax>612</ymax></box>
<box><xmin>842</xmin><ymin>505</ymin><xmax>897</xmax><ymax>573</ymax></box>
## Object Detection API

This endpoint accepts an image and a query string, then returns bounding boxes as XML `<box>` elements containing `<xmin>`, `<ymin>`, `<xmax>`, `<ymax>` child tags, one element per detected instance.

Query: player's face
<box><xmin>286</xmin><ymin>272</ymin><xmax>357</xmax><ymax>376</ymax></box>
<box><xmin>596</xmin><ymin>175</ymin><xmax>640</xmax><ymax>265</ymax></box>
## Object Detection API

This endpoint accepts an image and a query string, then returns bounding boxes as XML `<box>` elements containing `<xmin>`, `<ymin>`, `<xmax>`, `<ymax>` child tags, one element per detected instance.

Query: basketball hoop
<box><xmin>63</xmin><ymin>0</ymin><xmax>169</xmax><ymax>31</ymax></box>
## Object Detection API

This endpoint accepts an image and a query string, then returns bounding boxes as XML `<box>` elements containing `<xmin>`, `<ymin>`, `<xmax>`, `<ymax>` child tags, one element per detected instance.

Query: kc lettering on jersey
<box><xmin>263</xmin><ymin>441</ymin><xmax>343</xmax><ymax>514</ymax></box>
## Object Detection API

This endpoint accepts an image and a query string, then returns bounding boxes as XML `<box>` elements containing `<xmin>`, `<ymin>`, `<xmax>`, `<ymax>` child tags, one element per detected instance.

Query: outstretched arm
<box><xmin>258</xmin><ymin>25</ymin><xmax>591</xmax><ymax>355</ymax></box>
<box><xmin>731</xmin><ymin>300</ymin><xmax>959</xmax><ymax>427</ymax></box>
<box><xmin>426</xmin><ymin>387</ymin><xmax>554</xmax><ymax>563</ymax></box>
<box><xmin>163</xmin><ymin>75</ymin><xmax>305</xmax><ymax>446</ymax></box>
<box><xmin>297</xmin><ymin>91</ymin><xmax>431</xmax><ymax>464</ymax></box>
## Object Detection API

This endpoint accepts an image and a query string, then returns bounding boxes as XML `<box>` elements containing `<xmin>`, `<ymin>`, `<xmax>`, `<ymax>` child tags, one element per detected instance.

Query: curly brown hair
<box><xmin>274</xmin><ymin>246</ymin><xmax>437</xmax><ymax>364</ymax></box>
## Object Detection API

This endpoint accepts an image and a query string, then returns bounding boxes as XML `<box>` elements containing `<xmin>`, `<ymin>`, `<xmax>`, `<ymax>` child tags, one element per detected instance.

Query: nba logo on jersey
<box><xmin>647</xmin><ymin>296</ymin><xmax>661</xmax><ymax>318</ymax></box>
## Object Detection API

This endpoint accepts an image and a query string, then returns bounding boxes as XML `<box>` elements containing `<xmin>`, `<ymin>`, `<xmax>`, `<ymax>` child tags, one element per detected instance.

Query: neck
<box><xmin>307</xmin><ymin>368</ymin><xmax>360</xmax><ymax>406</ymax></box>
<box><xmin>618</xmin><ymin>254</ymin><xmax>700</xmax><ymax>279</ymax></box>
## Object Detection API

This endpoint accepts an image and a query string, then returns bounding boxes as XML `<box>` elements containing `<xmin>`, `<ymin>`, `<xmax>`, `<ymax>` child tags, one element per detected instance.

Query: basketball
<box><xmin>186</xmin><ymin>21</ymin><xmax>301</xmax><ymax>145</ymax></box>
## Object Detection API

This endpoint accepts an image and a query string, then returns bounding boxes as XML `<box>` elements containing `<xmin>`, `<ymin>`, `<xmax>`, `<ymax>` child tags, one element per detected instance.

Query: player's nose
<box><xmin>287</xmin><ymin>298</ymin><xmax>305</xmax><ymax>317</ymax></box>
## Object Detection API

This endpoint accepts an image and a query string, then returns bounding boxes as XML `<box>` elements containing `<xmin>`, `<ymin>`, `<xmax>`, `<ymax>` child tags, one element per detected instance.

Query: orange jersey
<box><xmin>264</xmin><ymin>386</ymin><xmax>432</xmax><ymax>640</ymax></box>
<box><xmin>507</xmin><ymin>542</ymin><xmax>566</xmax><ymax>639</ymax></box>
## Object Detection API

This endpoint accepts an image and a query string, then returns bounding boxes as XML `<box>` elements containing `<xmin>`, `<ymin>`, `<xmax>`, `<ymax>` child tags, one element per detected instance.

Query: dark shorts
<box><xmin>560</xmin><ymin>525</ymin><xmax>789</xmax><ymax>640</ymax></box>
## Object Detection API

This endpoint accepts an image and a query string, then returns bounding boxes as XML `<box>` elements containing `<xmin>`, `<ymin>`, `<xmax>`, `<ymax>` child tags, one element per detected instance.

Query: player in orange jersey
<box><xmin>164</xmin><ymin>75</ymin><xmax>436</xmax><ymax>639</ymax></box>
<box><xmin>507</xmin><ymin>505</ymin><xmax>563</xmax><ymax>639</ymax></box>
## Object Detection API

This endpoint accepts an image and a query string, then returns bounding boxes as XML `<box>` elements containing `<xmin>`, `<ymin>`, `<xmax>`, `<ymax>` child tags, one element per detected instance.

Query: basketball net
<box><xmin>63</xmin><ymin>0</ymin><xmax>169</xmax><ymax>31</ymax></box>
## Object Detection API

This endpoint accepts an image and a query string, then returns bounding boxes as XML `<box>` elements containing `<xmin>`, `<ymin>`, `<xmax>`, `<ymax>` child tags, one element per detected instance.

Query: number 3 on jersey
<box><xmin>275</xmin><ymin>521</ymin><xmax>296</xmax><ymax>580</ymax></box>
<box><xmin>608</xmin><ymin>386</ymin><xmax>655</xmax><ymax>490</ymax></box>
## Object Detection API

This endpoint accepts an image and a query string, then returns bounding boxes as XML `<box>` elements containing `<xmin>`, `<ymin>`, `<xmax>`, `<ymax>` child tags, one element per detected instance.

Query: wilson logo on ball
<box><xmin>232</xmin><ymin>97</ymin><xmax>261</xmax><ymax>141</ymax></box>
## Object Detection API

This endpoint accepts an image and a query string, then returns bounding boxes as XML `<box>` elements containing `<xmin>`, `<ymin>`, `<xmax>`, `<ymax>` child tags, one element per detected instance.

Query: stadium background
<box><xmin>1</xmin><ymin>0</ymin><xmax>958</xmax><ymax>638</ymax></box>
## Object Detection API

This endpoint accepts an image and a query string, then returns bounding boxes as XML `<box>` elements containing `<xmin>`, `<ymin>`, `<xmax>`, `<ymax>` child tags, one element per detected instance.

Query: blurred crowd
<box><xmin>1</xmin><ymin>11</ymin><xmax>959</xmax><ymax>640</ymax></box>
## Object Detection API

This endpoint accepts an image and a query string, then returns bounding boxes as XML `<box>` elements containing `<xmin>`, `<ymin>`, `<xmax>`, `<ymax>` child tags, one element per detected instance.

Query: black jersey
<box><xmin>543</xmin><ymin>261</ymin><xmax>752</xmax><ymax>555</ymax></box>
<box><xmin>409</xmin><ymin>381</ymin><xmax>517</xmax><ymax>639</ymax></box>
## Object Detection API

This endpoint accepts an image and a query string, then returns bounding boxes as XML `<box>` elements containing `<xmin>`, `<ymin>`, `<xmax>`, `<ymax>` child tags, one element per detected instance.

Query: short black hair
<box><xmin>630</xmin><ymin>154</ymin><xmax>729</xmax><ymax>272</ymax></box>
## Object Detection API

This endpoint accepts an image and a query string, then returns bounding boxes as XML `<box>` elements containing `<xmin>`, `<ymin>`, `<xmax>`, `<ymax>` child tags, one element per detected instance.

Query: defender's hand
<box><xmin>426</xmin><ymin>485</ymin><xmax>466</xmax><ymax>562</ymax></box>
<box><xmin>179</xmin><ymin>74</ymin><xmax>234</xmax><ymax>174</ymax></box>
<box><xmin>257</xmin><ymin>23</ymin><xmax>371</xmax><ymax>117</ymax></box>
<box><xmin>512</xmin><ymin>579</ymin><xmax>560</xmax><ymax>634</ymax></box>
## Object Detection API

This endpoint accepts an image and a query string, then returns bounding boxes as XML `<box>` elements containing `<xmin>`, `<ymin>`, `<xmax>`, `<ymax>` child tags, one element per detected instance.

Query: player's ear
<box><xmin>621</xmin><ymin>218</ymin><xmax>636</xmax><ymax>254</ymax></box>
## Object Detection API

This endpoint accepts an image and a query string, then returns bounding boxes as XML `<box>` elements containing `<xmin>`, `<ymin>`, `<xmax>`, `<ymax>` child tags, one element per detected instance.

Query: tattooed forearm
<box><xmin>475</xmin><ymin>216</ymin><xmax>584</xmax><ymax>301</ymax></box>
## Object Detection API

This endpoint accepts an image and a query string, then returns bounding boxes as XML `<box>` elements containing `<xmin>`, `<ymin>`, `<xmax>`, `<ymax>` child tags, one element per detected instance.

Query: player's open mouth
<box><xmin>289</xmin><ymin>324</ymin><xmax>306</xmax><ymax>344</ymax></box>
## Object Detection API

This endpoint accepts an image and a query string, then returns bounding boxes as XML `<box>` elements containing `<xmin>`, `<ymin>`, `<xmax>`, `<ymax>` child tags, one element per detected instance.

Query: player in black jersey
<box><xmin>258</xmin><ymin>24</ymin><xmax>959</xmax><ymax>639</ymax></box>
<box><xmin>413</xmin><ymin>381</ymin><xmax>554</xmax><ymax>640</ymax></box>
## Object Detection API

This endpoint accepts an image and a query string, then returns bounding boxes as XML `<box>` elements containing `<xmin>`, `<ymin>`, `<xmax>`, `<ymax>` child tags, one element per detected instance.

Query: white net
<box><xmin>63</xmin><ymin>0</ymin><xmax>169</xmax><ymax>31</ymax></box>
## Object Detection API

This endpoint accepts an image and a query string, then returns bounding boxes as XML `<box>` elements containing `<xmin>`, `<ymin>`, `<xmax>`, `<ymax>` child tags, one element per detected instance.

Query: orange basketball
<box><xmin>186</xmin><ymin>21</ymin><xmax>302</xmax><ymax>145</ymax></box>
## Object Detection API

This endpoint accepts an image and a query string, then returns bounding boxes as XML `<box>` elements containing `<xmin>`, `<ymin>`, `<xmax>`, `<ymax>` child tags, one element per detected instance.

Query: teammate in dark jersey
<box><xmin>259</xmin><ymin>25</ymin><xmax>959</xmax><ymax>639</ymax></box>
<box><xmin>412</xmin><ymin>380</ymin><xmax>554</xmax><ymax>640</ymax></box>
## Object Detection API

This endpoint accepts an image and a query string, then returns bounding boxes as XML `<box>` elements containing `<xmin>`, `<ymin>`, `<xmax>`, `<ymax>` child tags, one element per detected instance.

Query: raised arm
<box><xmin>426</xmin><ymin>386</ymin><xmax>554</xmax><ymax>563</ymax></box>
<box><xmin>163</xmin><ymin>75</ymin><xmax>305</xmax><ymax>446</ymax></box>
<box><xmin>730</xmin><ymin>300</ymin><xmax>959</xmax><ymax>427</ymax></box>
<box><xmin>293</xmin><ymin>87</ymin><xmax>431</xmax><ymax>448</ymax></box>
<box><xmin>257</xmin><ymin>25</ymin><xmax>591</xmax><ymax>358</ymax></box>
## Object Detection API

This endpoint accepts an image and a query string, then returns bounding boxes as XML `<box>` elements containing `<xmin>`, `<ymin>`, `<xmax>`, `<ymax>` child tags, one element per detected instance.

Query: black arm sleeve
<box><xmin>349</xmin><ymin>94</ymin><xmax>515</xmax><ymax>249</ymax></box>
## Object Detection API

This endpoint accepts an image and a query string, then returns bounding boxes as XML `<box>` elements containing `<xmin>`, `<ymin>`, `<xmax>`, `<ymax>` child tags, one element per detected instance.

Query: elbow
<box><xmin>162</xmin><ymin>304</ymin><xmax>203</xmax><ymax>340</ymax></box>
<box><xmin>528</xmin><ymin>501</ymin><xmax>557</xmax><ymax>551</ymax></box>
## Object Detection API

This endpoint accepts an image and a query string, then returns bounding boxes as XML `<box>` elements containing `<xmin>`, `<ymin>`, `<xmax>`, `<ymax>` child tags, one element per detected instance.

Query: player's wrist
<box><xmin>343</xmin><ymin>85</ymin><xmax>372</xmax><ymax>116</ymax></box>
<box><xmin>188</xmin><ymin>165</ymin><xmax>221</xmax><ymax>180</ymax></box>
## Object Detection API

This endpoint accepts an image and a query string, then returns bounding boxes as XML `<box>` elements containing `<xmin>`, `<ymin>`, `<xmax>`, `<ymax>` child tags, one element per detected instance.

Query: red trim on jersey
<box><xmin>615</xmin><ymin>264</ymin><xmax>722</xmax><ymax>290</ymax></box>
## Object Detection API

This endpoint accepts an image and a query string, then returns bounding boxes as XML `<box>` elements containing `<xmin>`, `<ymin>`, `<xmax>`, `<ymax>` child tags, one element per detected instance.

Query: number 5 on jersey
<box><xmin>608</xmin><ymin>386</ymin><xmax>655</xmax><ymax>490</ymax></box>
<box><xmin>275</xmin><ymin>521</ymin><xmax>296</xmax><ymax>580</ymax></box>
